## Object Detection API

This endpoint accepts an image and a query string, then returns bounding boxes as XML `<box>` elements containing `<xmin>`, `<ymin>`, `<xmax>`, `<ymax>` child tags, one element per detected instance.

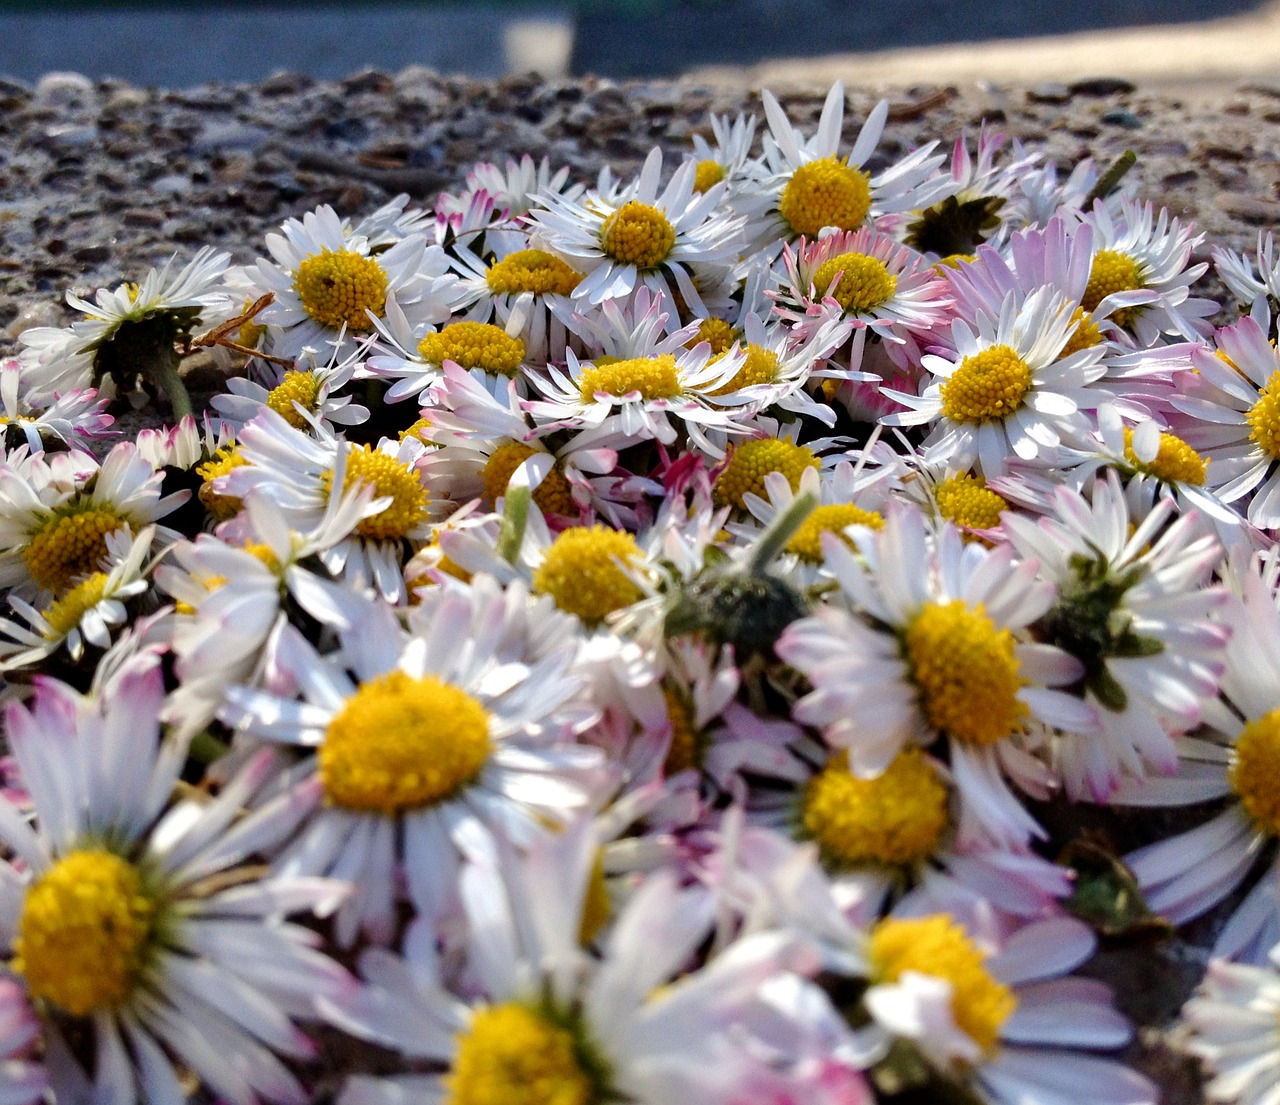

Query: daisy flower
<box><xmin>0</xmin><ymin>523</ymin><xmax>154</xmax><ymax>673</ymax></box>
<box><xmin>211</xmin><ymin>341</ymin><xmax>370</xmax><ymax>434</ymax></box>
<box><xmin>1116</xmin><ymin>549</ymin><xmax>1280</xmax><ymax>964</ymax></box>
<box><xmin>230</xmin><ymin>203</ymin><xmax>462</xmax><ymax>360</ymax></box>
<box><xmin>17</xmin><ymin>246</ymin><xmax>233</xmax><ymax>404</ymax></box>
<box><xmin>523</xmin><ymin>290</ymin><xmax>752</xmax><ymax>456</ymax></box>
<box><xmin>0</xmin><ymin>441</ymin><xmax>185</xmax><ymax>601</ymax></box>
<box><xmin>1000</xmin><ymin>470</ymin><xmax>1228</xmax><ymax>800</ymax></box>
<box><xmin>1175</xmin><ymin>313</ymin><xmax>1280</xmax><ymax>528</ymax></box>
<box><xmin>220</xmin><ymin>578</ymin><xmax>608</xmax><ymax>944</ymax></box>
<box><xmin>754</xmin><ymin>81</ymin><xmax>951</xmax><ymax>249</ymax></box>
<box><xmin>437</xmin><ymin>152</ymin><xmax>579</xmax><ymax>224</ymax></box>
<box><xmin>776</xmin><ymin>501</ymin><xmax>1096</xmax><ymax>850</ymax></box>
<box><xmin>529</xmin><ymin>145</ymin><xmax>746</xmax><ymax>325</ymax></box>
<box><xmin>217</xmin><ymin>409</ymin><xmax>434</xmax><ymax>603</ymax></box>
<box><xmin>1214</xmin><ymin>229</ymin><xmax>1280</xmax><ymax>311</ymax></box>
<box><xmin>0</xmin><ymin>653</ymin><xmax>354</xmax><ymax>1105</ymax></box>
<box><xmin>0</xmin><ymin>357</ymin><xmax>113</xmax><ymax>452</ymax></box>
<box><xmin>326</xmin><ymin>817</ymin><xmax>825</xmax><ymax>1105</ymax></box>
<box><xmin>882</xmin><ymin>285</ymin><xmax>1108</xmax><ymax>477</ymax></box>
<box><xmin>1182</xmin><ymin>945</ymin><xmax>1280</xmax><ymax>1105</ymax></box>
<box><xmin>1078</xmin><ymin>196</ymin><xmax>1215</xmax><ymax>344</ymax></box>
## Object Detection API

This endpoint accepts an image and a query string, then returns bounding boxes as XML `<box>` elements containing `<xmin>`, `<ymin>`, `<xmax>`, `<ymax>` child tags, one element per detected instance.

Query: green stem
<box><xmin>1085</xmin><ymin>150</ymin><xmax>1137</xmax><ymax>208</ymax></box>
<box><xmin>744</xmin><ymin>490</ymin><xmax>817</xmax><ymax>576</ymax></box>
<box><xmin>188</xmin><ymin>730</ymin><xmax>230</xmax><ymax>766</ymax></box>
<box><xmin>150</xmin><ymin>346</ymin><xmax>193</xmax><ymax>420</ymax></box>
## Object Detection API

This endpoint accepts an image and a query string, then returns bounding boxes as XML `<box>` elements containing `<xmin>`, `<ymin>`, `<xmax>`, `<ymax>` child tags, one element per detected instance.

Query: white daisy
<box><xmin>219</xmin><ymin>577</ymin><xmax>608</xmax><ymax>945</ymax></box>
<box><xmin>882</xmin><ymin>285</ymin><xmax>1108</xmax><ymax>477</ymax></box>
<box><xmin>1174</xmin><ymin>313</ymin><xmax>1280</xmax><ymax>529</ymax></box>
<box><xmin>1182</xmin><ymin>945</ymin><xmax>1280</xmax><ymax>1105</ymax></box>
<box><xmin>776</xmin><ymin>501</ymin><xmax>1096</xmax><ymax>850</ymax></box>
<box><xmin>529</xmin><ymin>145</ymin><xmax>746</xmax><ymax>327</ymax></box>
<box><xmin>0</xmin><ymin>653</ymin><xmax>354</xmax><ymax>1105</ymax></box>
<box><xmin>230</xmin><ymin>203</ymin><xmax>463</xmax><ymax>360</ymax></box>
<box><xmin>999</xmin><ymin>470</ymin><xmax>1228</xmax><ymax>800</ymax></box>
<box><xmin>0</xmin><ymin>357</ymin><xmax>113</xmax><ymax>453</ymax></box>
<box><xmin>325</xmin><ymin>817</ymin><xmax>824</xmax><ymax>1105</ymax></box>
<box><xmin>211</xmin><ymin>341</ymin><xmax>370</xmax><ymax>434</ymax></box>
<box><xmin>1214</xmin><ymin>229</ymin><xmax>1280</xmax><ymax>311</ymax></box>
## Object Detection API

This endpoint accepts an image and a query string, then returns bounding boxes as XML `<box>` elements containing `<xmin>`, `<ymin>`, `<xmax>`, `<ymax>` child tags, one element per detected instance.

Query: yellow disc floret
<box><xmin>327</xmin><ymin>445</ymin><xmax>429</xmax><ymax>541</ymax></box>
<box><xmin>479</xmin><ymin>442</ymin><xmax>577</xmax><ymax>517</ymax></box>
<box><xmin>786</xmin><ymin>503</ymin><xmax>883</xmax><ymax>563</ymax></box>
<box><xmin>1229</xmin><ymin>708</ymin><xmax>1280</xmax><ymax>837</ymax></box>
<box><xmin>1082</xmin><ymin>249</ymin><xmax>1147</xmax><ymax>329</ymax></box>
<box><xmin>23</xmin><ymin>502</ymin><xmax>130</xmax><ymax>595</ymax></box>
<box><xmin>868</xmin><ymin>914</ymin><xmax>1017</xmax><ymax>1056</ymax></box>
<box><xmin>693</xmin><ymin>159</ymin><xmax>726</xmax><ymax>193</ymax></box>
<box><xmin>689</xmin><ymin>317</ymin><xmax>738</xmax><ymax>356</ymax></box>
<box><xmin>43</xmin><ymin>572</ymin><xmax>111</xmax><ymax>638</ymax></box>
<box><xmin>903</xmin><ymin>600</ymin><xmax>1027</xmax><ymax>746</ymax></box>
<box><xmin>578</xmin><ymin>354</ymin><xmax>681</xmax><ymax>403</ymax></box>
<box><xmin>532</xmin><ymin>525</ymin><xmax>644</xmax><ymax>624</ymax></box>
<box><xmin>779</xmin><ymin>156</ymin><xmax>872</xmax><ymax>239</ymax></box>
<box><xmin>265</xmin><ymin>370</ymin><xmax>322</xmax><ymax>428</ymax></box>
<box><xmin>445</xmin><ymin>1003</ymin><xmax>597</xmax><ymax>1105</ymax></box>
<box><xmin>1122</xmin><ymin>427</ymin><xmax>1207</xmax><ymax>485</ymax></box>
<box><xmin>812</xmin><ymin>252</ymin><xmax>898</xmax><ymax>314</ymax></box>
<box><xmin>707</xmin><ymin>343</ymin><xmax>779</xmax><ymax>398</ymax></box>
<box><xmin>487</xmin><ymin>249</ymin><xmax>582</xmax><ymax>297</ymax></box>
<box><xmin>802</xmin><ymin>749</ymin><xmax>949</xmax><ymax>868</ymax></box>
<box><xmin>934</xmin><ymin>473</ymin><xmax>1008</xmax><ymax>532</ymax></box>
<box><xmin>713</xmin><ymin>439</ymin><xmax>819</xmax><ymax>511</ymax></box>
<box><xmin>939</xmin><ymin>344</ymin><xmax>1033</xmax><ymax>424</ymax></box>
<box><xmin>196</xmin><ymin>445</ymin><xmax>248</xmax><ymax>522</ymax></box>
<box><xmin>1247</xmin><ymin>370</ymin><xmax>1280</xmax><ymax>461</ymax></box>
<box><xmin>1060</xmin><ymin>305</ymin><xmax>1103</xmax><ymax>359</ymax></box>
<box><xmin>419</xmin><ymin>322</ymin><xmax>526</xmax><ymax>378</ymax></box>
<box><xmin>294</xmin><ymin>248</ymin><xmax>388</xmax><ymax>331</ymax></box>
<box><xmin>14</xmin><ymin>849</ymin><xmax>155</xmax><ymax>1016</ymax></box>
<box><xmin>599</xmin><ymin>201</ymin><xmax>676</xmax><ymax>271</ymax></box>
<box><xmin>319</xmin><ymin>670</ymin><xmax>491</xmax><ymax>814</ymax></box>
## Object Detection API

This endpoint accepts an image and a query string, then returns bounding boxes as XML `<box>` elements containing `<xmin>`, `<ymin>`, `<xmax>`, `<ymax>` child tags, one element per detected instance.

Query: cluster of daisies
<box><xmin>5</xmin><ymin>78</ymin><xmax>1280</xmax><ymax>1105</ymax></box>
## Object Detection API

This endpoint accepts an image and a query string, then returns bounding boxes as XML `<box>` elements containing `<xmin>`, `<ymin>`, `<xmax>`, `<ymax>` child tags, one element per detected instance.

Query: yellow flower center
<box><xmin>939</xmin><ymin>344</ymin><xmax>1033</xmax><ymax>424</ymax></box>
<box><xmin>868</xmin><ymin>914</ymin><xmax>1017</xmax><ymax>1057</ymax></box>
<box><xmin>486</xmin><ymin>249</ymin><xmax>582</xmax><ymax>297</ymax></box>
<box><xmin>325</xmin><ymin>445</ymin><xmax>429</xmax><ymax>541</ymax></box>
<box><xmin>1229</xmin><ymin>708</ymin><xmax>1280</xmax><ymax>837</ymax></box>
<box><xmin>1247</xmin><ymin>370</ymin><xmax>1280</xmax><ymax>461</ymax></box>
<box><xmin>532</xmin><ymin>525</ymin><xmax>644</xmax><ymax>624</ymax></box>
<box><xmin>599</xmin><ymin>200</ymin><xmax>676</xmax><ymax>271</ymax></box>
<box><xmin>689</xmin><ymin>317</ymin><xmax>739</xmax><ymax>356</ymax></box>
<box><xmin>803</xmin><ymin>749</ymin><xmax>949</xmax><ymax>869</ymax></box>
<box><xmin>23</xmin><ymin>503</ymin><xmax>130</xmax><ymax>595</ymax></box>
<box><xmin>778</xmin><ymin>156</ymin><xmax>872</xmax><ymax>239</ymax></box>
<box><xmin>479</xmin><ymin>442</ymin><xmax>577</xmax><ymax>517</ymax></box>
<box><xmin>196</xmin><ymin>445</ymin><xmax>247</xmax><ymax>522</ymax></box>
<box><xmin>712</xmin><ymin>439</ymin><xmax>820</xmax><ymax>512</ymax></box>
<box><xmin>707</xmin><ymin>344</ymin><xmax>780</xmax><ymax>398</ymax></box>
<box><xmin>43</xmin><ymin>572</ymin><xmax>111</xmax><ymax>638</ymax></box>
<box><xmin>578</xmin><ymin>354</ymin><xmax>681</xmax><ymax>403</ymax></box>
<box><xmin>693</xmin><ymin>159</ymin><xmax>726</xmax><ymax>193</ymax></box>
<box><xmin>785</xmin><ymin>503</ymin><xmax>883</xmax><ymax>563</ymax></box>
<box><xmin>293</xmin><ymin>248</ymin><xmax>388</xmax><ymax>331</ymax></box>
<box><xmin>1061</xmin><ymin>305</ymin><xmax>1103</xmax><ymax>358</ymax></box>
<box><xmin>903</xmin><ymin>600</ymin><xmax>1026</xmax><ymax>746</ymax></box>
<box><xmin>1082</xmin><ymin>249</ymin><xmax>1147</xmax><ymax>329</ymax></box>
<box><xmin>934</xmin><ymin>473</ymin><xmax>1008</xmax><ymax>532</ymax></box>
<box><xmin>265</xmin><ymin>370</ymin><xmax>322</xmax><ymax>428</ymax></box>
<box><xmin>661</xmin><ymin>685</ymin><xmax>705</xmax><ymax>775</ymax></box>
<box><xmin>1122</xmin><ymin>427</ymin><xmax>1206</xmax><ymax>485</ymax></box>
<box><xmin>812</xmin><ymin>252</ymin><xmax>898</xmax><ymax>314</ymax></box>
<box><xmin>445</xmin><ymin>1003</ymin><xmax>598</xmax><ymax>1105</ymax></box>
<box><xmin>419</xmin><ymin>322</ymin><xmax>526</xmax><ymax>378</ymax></box>
<box><xmin>318</xmin><ymin>670</ymin><xmax>492</xmax><ymax>814</ymax></box>
<box><xmin>399</xmin><ymin>416</ymin><xmax>433</xmax><ymax>445</ymax></box>
<box><xmin>14</xmin><ymin>849</ymin><xmax>155</xmax><ymax>1016</ymax></box>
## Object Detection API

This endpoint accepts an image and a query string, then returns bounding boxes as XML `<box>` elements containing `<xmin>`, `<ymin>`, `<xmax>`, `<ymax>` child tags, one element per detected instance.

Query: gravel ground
<box><xmin>4</xmin><ymin>66</ymin><xmax>1277</xmax><ymax>1103</ymax></box>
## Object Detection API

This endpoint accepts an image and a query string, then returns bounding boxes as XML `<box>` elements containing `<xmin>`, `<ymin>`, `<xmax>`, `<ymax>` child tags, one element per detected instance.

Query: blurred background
<box><xmin>0</xmin><ymin>0</ymin><xmax>1274</xmax><ymax>92</ymax></box>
